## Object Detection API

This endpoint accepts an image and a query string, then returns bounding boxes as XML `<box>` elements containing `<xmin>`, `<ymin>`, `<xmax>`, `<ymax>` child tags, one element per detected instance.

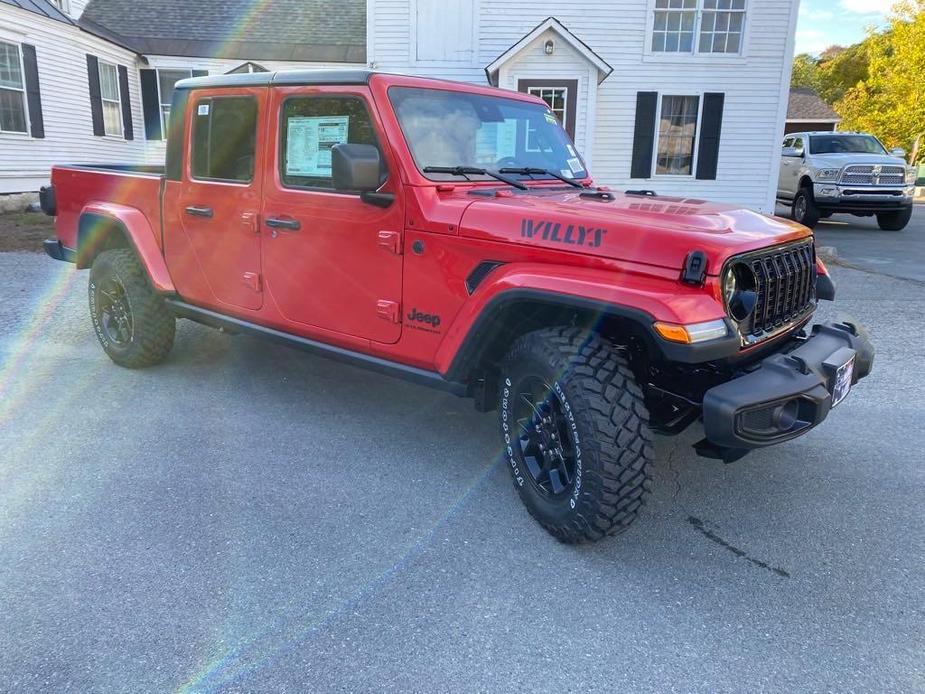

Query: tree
<box><xmin>791</xmin><ymin>53</ymin><xmax>821</xmax><ymax>92</ymax></box>
<box><xmin>835</xmin><ymin>0</ymin><xmax>925</xmax><ymax>151</ymax></box>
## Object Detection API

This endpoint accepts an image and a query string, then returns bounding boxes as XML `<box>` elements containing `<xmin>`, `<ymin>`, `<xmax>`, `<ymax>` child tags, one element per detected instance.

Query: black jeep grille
<box><xmin>745</xmin><ymin>240</ymin><xmax>816</xmax><ymax>339</ymax></box>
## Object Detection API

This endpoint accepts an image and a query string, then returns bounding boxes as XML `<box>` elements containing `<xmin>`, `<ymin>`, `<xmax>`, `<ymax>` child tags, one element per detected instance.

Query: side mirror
<box><xmin>331</xmin><ymin>143</ymin><xmax>382</xmax><ymax>192</ymax></box>
<box><xmin>890</xmin><ymin>147</ymin><xmax>906</xmax><ymax>158</ymax></box>
<box><xmin>782</xmin><ymin>146</ymin><xmax>803</xmax><ymax>158</ymax></box>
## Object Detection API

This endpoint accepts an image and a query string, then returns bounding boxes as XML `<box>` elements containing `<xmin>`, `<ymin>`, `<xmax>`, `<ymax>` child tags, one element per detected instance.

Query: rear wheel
<box><xmin>89</xmin><ymin>249</ymin><xmax>175</xmax><ymax>368</ymax></box>
<box><xmin>792</xmin><ymin>186</ymin><xmax>820</xmax><ymax>228</ymax></box>
<box><xmin>498</xmin><ymin>327</ymin><xmax>653</xmax><ymax>543</ymax></box>
<box><xmin>877</xmin><ymin>207</ymin><xmax>912</xmax><ymax>231</ymax></box>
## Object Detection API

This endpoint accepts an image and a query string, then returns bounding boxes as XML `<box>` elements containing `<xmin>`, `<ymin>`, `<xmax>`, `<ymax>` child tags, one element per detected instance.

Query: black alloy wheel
<box><xmin>96</xmin><ymin>275</ymin><xmax>134</xmax><ymax>346</ymax></box>
<box><xmin>511</xmin><ymin>375</ymin><xmax>578</xmax><ymax>498</ymax></box>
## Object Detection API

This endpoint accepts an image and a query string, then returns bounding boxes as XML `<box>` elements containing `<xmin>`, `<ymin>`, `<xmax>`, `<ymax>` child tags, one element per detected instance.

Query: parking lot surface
<box><xmin>0</xmin><ymin>248</ymin><xmax>922</xmax><ymax>692</ymax></box>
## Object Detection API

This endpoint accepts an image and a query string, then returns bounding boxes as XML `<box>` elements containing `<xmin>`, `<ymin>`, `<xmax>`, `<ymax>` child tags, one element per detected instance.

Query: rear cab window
<box><xmin>190</xmin><ymin>95</ymin><xmax>258</xmax><ymax>183</ymax></box>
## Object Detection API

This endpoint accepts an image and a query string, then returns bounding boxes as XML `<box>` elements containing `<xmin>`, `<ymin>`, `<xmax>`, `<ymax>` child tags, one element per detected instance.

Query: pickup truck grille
<box><xmin>743</xmin><ymin>240</ymin><xmax>817</xmax><ymax>341</ymax></box>
<box><xmin>840</xmin><ymin>165</ymin><xmax>905</xmax><ymax>186</ymax></box>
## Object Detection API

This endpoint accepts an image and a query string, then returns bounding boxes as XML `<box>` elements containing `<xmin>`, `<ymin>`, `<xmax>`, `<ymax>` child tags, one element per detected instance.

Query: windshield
<box><xmin>809</xmin><ymin>135</ymin><xmax>887</xmax><ymax>155</ymax></box>
<box><xmin>388</xmin><ymin>86</ymin><xmax>587</xmax><ymax>182</ymax></box>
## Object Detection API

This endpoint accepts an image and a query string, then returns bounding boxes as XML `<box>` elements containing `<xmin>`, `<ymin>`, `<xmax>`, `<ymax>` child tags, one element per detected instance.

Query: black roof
<box><xmin>1</xmin><ymin>0</ymin><xmax>73</xmax><ymax>24</ymax></box>
<box><xmin>175</xmin><ymin>69</ymin><xmax>375</xmax><ymax>90</ymax></box>
<box><xmin>78</xmin><ymin>0</ymin><xmax>366</xmax><ymax>62</ymax></box>
<box><xmin>788</xmin><ymin>88</ymin><xmax>841</xmax><ymax>122</ymax></box>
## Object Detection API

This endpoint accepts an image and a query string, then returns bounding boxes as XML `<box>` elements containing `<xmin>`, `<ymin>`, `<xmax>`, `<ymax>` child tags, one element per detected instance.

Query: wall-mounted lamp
<box><xmin>544</xmin><ymin>39</ymin><xmax>555</xmax><ymax>55</ymax></box>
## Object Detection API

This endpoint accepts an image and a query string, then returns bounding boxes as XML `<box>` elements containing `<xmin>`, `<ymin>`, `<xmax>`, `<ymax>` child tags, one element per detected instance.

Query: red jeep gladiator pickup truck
<box><xmin>42</xmin><ymin>70</ymin><xmax>874</xmax><ymax>543</ymax></box>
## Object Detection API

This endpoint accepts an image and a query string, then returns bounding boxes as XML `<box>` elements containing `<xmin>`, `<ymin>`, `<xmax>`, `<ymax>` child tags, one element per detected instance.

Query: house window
<box><xmin>651</xmin><ymin>0</ymin><xmax>746</xmax><ymax>54</ymax></box>
<box><xmin>699</xmin><ymin>0</ymin><xmax>745</xmax><ymax>53</ymax></box>
<box><xmin>0</xmin><ymin>40</ymin><xmax>27</xmax><ymax>134</ymax></box>
<box><xmin>158</xmin><ymin>69</ymin><xmax>192</xmax><ymax>133</ymax></box>
<box><xmin>651</xmin><ymin>0</ymin><xmax>696</xmax><ymax>53</ymax></box>
<box><xmin>655</xmin><ymin>95</ymin><xmax>700</xmax><ymax>175</ymax></box>
<box><xmin>98</xmin><ymin>60</ymin><xmax>122</xmax><ymax>136</ymax></box>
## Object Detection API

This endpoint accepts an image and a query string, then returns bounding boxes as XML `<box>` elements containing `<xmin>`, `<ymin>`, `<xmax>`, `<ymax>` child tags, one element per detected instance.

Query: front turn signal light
<box><xmin>654</xmin><ymin>319</ymin><xmax>729</xmax><ymax>344</ymax></box>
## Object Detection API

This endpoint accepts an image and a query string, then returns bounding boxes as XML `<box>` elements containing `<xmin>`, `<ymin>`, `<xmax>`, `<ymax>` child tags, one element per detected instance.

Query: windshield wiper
<box><xmin>422</xmin><ymin>166</ymin><xmax>527</xmax><ymax>191</ymax></box>
<box><xmin>499</xmin><ymin>166</ymin><xmax>584</xmax><ymax>189</ymax></box>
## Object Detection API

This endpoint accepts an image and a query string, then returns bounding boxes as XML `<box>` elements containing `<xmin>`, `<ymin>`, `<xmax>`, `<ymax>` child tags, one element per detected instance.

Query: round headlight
<box><xmin>724</xmin><ymin>262</ymin><xmax>758</xmax><ymax>322</ymax></box>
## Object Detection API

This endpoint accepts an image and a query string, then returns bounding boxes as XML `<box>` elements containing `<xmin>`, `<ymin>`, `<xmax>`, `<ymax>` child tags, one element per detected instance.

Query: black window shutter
<box><xmin>696</xmin><ymin>93</ymin><xmax>725</xmax><ymax>180</ymax></box>
<box><xmin>192</xmin><ymin>69</ymin><xmax>209</xmax><ymax>77</ymax></box>
<box><xmin>139</xmin><ymin>69</ymin><xmax>162</xmax><ymax>140</ymax></box>
<box><xmin>117</xmin><ymin>65</ymin><xmax>133</xmax><ymax>140</ymax></box>
<box><xmin>21</xmin><ymin>44</ymin><xmax>44</xmax><ymax>138</ymax></box>
<box><xmin>86</xmin><ymin>54</ymin><xmax>104</xmax><ymax>136</ymax></box>
<box><xmin>630</xmin><ymin>91</ymin><xmax>658</xmax><ymax>179</ymax></box>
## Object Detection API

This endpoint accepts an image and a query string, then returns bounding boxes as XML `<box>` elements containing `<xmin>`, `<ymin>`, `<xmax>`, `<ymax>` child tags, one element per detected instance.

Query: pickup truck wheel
<box><xmin>89</xmin><ymin>249</ymin><xmax>175</xmax><ymax>368</ymax></box>
<box><xmin>792</xmin><ymin>187</ymin><xmax>820</xmax><ymax>228</ymax></box>
<box><xmin>498</xmin><ymin>327</ymin><xmax>653</xmax><ymax>543</ymax></box>
<box><xmin>876</xmin><ymin>207</ymin><xmax>913</xmax><ymax>231</ymax></box>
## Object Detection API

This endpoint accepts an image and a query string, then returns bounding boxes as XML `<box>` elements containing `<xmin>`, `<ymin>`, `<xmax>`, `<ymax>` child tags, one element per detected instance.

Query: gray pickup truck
<box><xmin>778</xmin><ymin>131</ymin><xmax>916</xmax><ymax>231</ymax></box>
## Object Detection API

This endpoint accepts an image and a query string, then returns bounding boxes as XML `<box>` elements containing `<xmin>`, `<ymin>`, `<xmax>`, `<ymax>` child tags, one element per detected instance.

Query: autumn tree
<box><xmin>836</xmin><ymin>0</ymin><xmax>925</xmax><ymax>152</ymax></box>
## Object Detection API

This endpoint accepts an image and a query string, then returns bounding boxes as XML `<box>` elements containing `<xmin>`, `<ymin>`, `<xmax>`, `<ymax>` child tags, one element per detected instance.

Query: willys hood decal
<box><xmin>459</xmin><ymin>189</ymin><xmax>811</xmax><ymax>273</ymax></box>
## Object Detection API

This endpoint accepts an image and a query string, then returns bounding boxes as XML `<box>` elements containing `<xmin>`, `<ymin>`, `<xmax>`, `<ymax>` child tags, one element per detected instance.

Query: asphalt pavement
<box><xmin>777</xmin><ymin>201</ymin><xmax>925</xmax><ymax>283</ymax></box>
<box><xmin>0</xmin><ymin>249</ymin><xmax>922</xmax><ymax>692</ymax></box>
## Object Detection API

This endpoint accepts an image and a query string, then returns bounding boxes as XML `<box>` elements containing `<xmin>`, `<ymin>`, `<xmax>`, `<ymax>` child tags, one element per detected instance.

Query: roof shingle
<box><xmin>787</xmin><ymin>87</ymin><xmax>841</xmax><ymax>122</ymax></box>
<box><xmin>78</xmin><ymin>0</ymin><xmax>366</xmax><ymax>62</ymax></box>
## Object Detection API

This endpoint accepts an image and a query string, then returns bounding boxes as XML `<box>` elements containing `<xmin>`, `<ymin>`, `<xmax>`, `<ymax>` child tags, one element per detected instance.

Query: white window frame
<box><xmin>650</xmin><ymin>92</ymin><xmax>705</xmax><ymax>179</ymax></box>
<box><xmin>50</xmin><ymin>0</ymin><xmax>71</xmax><ymax>13</ymax></box>
<box><xmin>155</xmin><ymin>68</ymin><xmax>193</xmax><ymax>139</ymax></box>
<box><xmin>644</xmin><ymin>0</ymin><xmax>748</xmax><ymax>61</ymax></box>
<box><xmin>97</xmin><ymin>59</ymin><xmax>123</xmax><ymax>138</ymax></box>
<box><xmin>0</xmin><ymin>39</ymin><xmax>29</xmax><ymax>136</ymax></box>
<box><xmin>408</xmin><ymin>0</ymin><xmax>480</xmax><ymax>66</ymax></box>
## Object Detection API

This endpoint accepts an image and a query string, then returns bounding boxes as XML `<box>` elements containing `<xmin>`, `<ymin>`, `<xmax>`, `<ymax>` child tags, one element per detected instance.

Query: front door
<box><xmin>166</xmin><ymin>86</ymin><xmax>265</xmax><ymax>311</ymax></box>
<box><xmin>517</xmin><ymin>79</ymin><xmax>578</xmax><ymax>141</ymax></box>
<box><xmin>259</xmin><ymin>86</ymin><xmax>404</xmax><ymax>344</ymax></box>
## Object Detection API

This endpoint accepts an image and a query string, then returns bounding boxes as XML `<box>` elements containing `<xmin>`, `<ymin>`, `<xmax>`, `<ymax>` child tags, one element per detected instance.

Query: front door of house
<box><xmin>517</xmin><ymin>79</ymin><xmax>578</xmax><ymax>141</ymax></box>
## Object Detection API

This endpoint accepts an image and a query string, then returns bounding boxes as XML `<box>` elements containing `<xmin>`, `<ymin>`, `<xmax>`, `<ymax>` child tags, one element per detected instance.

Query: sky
<box><xmin>795</xmin><ymin>0</ymin><xmax>894</xmax><ymax>55</ymax></box>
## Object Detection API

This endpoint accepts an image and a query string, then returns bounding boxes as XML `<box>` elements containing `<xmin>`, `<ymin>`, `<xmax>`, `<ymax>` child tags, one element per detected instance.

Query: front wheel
<box><xmin>792</xmin><ymin>187</ymin><xmax>820</xmax><ymax>228</ymax></box>
<box><xmin>89</xmin><ymin>248</ymin><xmax>176</xmax><ymax>368</ymax></box>
<box><xmin>877</xmin><ymin>207</ymin><xmax>913</xmax><ymax>231</ymax></box>
<box><xmin>498</xmin><ymin>327</ymin><xmax>653</xmax><ymax>543</ymax></box>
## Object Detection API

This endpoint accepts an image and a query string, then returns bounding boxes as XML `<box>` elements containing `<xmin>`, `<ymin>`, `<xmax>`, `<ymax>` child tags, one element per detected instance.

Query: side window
<box><xmin>792</xmin><ymin>136</ymin><xmax>804</xmax><ymax>154</ymax></box>
<box><xmin>782</xmin><ymin>137</ymin><xmax>793</xmax><ymax>149</ymax></box>
<box><xmin>280</xmin><ymin>96</ymin><xmax>379</xmax><ymax>190</ymax></box>
<box><xmin>191</xmin><ymin>95</ymin><xmax>257</xmax><ymax>183</ymax></box>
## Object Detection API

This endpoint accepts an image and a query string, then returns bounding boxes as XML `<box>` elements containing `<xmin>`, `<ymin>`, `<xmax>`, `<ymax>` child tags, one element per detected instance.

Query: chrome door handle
<box><xmin>265</xmin><ymin>217</ymin><xmax>301</xmax><ymax>231</ymax></box>
<box><xmin>185</xmin><ymin>205</ymin><xmax>214</xmax><ymax>218</ymax></box>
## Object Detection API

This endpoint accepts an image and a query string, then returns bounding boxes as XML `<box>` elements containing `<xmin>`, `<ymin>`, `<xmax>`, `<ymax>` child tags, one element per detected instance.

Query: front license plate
<box><xmin>831</xmin><ymin>357</ymin><xmax>855</xmax><ymax>407</ymax></box>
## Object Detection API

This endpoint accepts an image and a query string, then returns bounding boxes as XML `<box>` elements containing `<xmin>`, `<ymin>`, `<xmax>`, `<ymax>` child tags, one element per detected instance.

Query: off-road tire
<box><xmin>89</xmin><ymin>249</ymin><xmax>175</xmax><ymax>368</ymax></box>
<box><xmin>876</xmin><ymin>207</ymin><xmax>912</xmax><ymax>231</ymax></box>
<box><xmin>792</xmin><ymin>186</ymin><xmax>820</xmax><ymax>228</ymax></box>
<box><xmin>498</xmin><ymin>327</ymin><xmax>654</xmax><ymax>543</ymax></box>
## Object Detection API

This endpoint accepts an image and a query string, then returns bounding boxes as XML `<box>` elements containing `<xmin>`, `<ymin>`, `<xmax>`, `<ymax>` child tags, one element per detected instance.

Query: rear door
<box><xmin>259</xmin><ymin>85</ymin><xmax>404</xmax><ymax>343</ymax></box>
<box><xmin>166</xmin><ymin>87</ymin><xmax>265</xmax><ymax>311</ymax></box>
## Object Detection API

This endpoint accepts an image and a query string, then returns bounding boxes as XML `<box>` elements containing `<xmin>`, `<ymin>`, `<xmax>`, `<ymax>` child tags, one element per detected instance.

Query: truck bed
<box><xmin>50</xmin><ymin>164</ymin><xmax>165</xmax><ymax>257</ymax></box>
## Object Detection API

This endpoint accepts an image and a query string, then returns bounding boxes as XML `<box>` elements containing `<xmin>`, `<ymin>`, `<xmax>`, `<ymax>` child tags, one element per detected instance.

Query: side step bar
<box><xmin>164</xmin><ymin>299</ymin><xmax>467</xmax><ymax>396</ymax></box>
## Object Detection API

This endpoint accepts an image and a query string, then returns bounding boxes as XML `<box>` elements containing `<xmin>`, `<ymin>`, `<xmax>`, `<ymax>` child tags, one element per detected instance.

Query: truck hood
<box><xmin>457</xmin><ymin>189</ymin><xmax>810</xmax><ymax>273</ymax></box>
<box><xmin>810</xmin><ymin>152</ymin><xmax>907</xmax><ymax>168</ymax></box>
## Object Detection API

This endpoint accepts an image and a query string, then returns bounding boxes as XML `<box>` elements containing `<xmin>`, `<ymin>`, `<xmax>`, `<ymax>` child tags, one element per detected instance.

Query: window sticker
<box><xmin>475</xmin><ymin>119</ymin><xmax>517</xmax><ymax>163</ymax></box>
<box><xmin>560</xmin><ymin>169</ymin><xmax>574</xmax><ymax>179</ymax></box>
<box><xmin>197</xmin><ymin>103</ymin><xmax>210</xmax><ymax>116</ymax></box>
<box><xmin>567</xmin><ymin>157</ymin><xmax>583</xmax><ymax>174</ymax></box>
<box><xmin>286</xmin><ymin>115</ymin><xmax>350</xmax><ymax>177</ymax></box>
<box><xmin>567</xmin><ymin>144</ymin><xmax>577</xmax><ymax>157</ymax></box>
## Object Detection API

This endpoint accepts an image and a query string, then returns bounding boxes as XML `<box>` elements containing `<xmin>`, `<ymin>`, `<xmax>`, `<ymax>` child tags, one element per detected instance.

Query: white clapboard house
<box><xmin>1</xmin><ymin>0</ymin><xmax>799</xmax><ymax>212</ymax></box>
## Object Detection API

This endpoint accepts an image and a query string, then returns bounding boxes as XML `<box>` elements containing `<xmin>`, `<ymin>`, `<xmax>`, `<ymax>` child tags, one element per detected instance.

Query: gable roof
<box><xmin>485</xmin><ymin>17</ymin><xmax>613</xmax><ymax>86</ymax></box>
<box><xmin>1</xmin><ymin>0</ymin><xmax>74</xmax><ymax>25</ymax></box>
<box><xmin>78</xmin><ymin>0</ymin><xmax>366</xmax><ymax>62</ymax></box>
<box><xmin>787</xmin><ymin>88</ymin><xmax>841</xmax><ymax>122</ymax></box>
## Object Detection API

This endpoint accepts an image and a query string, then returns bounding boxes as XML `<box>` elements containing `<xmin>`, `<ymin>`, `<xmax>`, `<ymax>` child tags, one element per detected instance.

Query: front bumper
<box><xmin>813</xmin><ymin>183</ymin><xmax>913</xmax><ymax>212</ymax></box>
<box><xmin>702</xmin><ymin>321</ymin><xmax>874</xmax><ymax>451</ymax></box>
